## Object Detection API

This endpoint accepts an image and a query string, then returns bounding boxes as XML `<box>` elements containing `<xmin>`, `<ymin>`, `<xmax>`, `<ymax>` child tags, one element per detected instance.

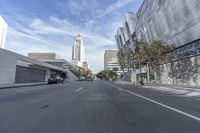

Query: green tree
<box><xmin>127</xmin><ymin>48</ymin><xmax>137</xmax><ymax>69</ymax></box>
<box><xmin>117</xmin><ymin>49</ymin><xmax>126</xmax><ymax>71</ymax></box>
<box><xmin>138</xmin><ymin>40</ymin><xmax>175</xmax><ymax>82</ymax></box>
<box><xmin>96</xmin><ymin>70</ymin><xmax>117</xmax><ymax>80</ymax></box>
<box><xmin>79</xmin><ymin>67</ymin><xmax>92</xmax><ymax>79</ymax></box>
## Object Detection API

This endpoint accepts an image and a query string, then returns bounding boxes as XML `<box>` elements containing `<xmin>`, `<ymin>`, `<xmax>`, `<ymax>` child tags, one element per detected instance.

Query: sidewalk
<box><xmin>115</xmin><ymin>80</ymin><xmax>200</xmax><ymax>99</ymax></box>
<box><xmin>0</xmin><ymin>82</ymin><xmax>47</xmax><ymax>89</ymax></box>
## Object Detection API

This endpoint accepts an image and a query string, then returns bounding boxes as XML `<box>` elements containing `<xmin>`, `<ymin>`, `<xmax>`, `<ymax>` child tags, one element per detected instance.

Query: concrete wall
<box><xmin>159</xmin><ymin>55</ymin><xmax>200</xmax><ymax>87</ymax></box>
<box><xmin>15</xmin><ymin>66</ymin><xmax>46</xmax><ymax>83</ymax></box>
<box><xmin>68</xmin><ymin>71</ymin><xmax>79</xmax><ymax>81</ymax></box>
<box><xmin>0</xmin><ymin>50</ymin><xmax>16</xmax><ymax>84</ymax></box>
<box><xmin>0</xmin><ymin>48</ymin><xmax>67</xmax><ymax>85</ymax></box>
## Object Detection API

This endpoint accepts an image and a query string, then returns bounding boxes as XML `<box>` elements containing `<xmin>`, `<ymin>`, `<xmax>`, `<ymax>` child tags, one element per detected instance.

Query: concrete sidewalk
<box><xmin>115</xmin><ymin>80</ymin><xmax>200</xmax><ymax>99</ymax></box>
<box><xmin>0</xmin><ymin>82</ymin><xmax>47</xmax><ymax>89</ymax></box>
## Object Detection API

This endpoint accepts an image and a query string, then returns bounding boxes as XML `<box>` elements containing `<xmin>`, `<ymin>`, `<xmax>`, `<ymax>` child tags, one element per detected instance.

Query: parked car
<box><xmin>48</xmin><ymin>75</ymin><xmax>64</xmax><ymax>84</ymax></box>
<box><xmin>87</xmin><ymin>77</ymin><xmax>93</xmax><ymax>81</ymax></box>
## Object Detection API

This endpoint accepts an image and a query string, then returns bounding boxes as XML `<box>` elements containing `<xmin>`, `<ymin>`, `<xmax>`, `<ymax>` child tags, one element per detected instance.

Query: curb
<box><xmin>115</xmin><ymin>82</ymin><xmax>200</xmax><ymax>92</ymax></box>
<box><xmin>0</xmin><ymin>83</ymin><xmax>48</xmax><ymax>89</ymax></box>
<box><xmin>0</xmin><ymin>81</ymin><xmax>71</xmax><ymax>89</ymax></box>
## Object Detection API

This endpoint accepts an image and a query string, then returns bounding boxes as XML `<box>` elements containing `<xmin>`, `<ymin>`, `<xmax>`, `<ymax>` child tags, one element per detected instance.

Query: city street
<box><xmin>0</xmin><ymin>81</ymin><xmax>200</xmax><ymax>133</ymax></box>
<box><xmin>1</xmin><ymin>0</ymin><xmax>200</xmax><ymax>133</ymax></box>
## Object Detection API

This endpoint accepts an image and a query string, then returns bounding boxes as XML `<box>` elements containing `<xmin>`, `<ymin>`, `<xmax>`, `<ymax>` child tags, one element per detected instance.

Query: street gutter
<box><xmin>0</xmin><ymin>82</ymin><xmax>48</xmax><ymax>89</ymax></box>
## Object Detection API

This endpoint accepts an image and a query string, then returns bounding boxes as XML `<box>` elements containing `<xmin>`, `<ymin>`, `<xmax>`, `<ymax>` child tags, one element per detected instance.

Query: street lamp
<box><xmin>133</xmin><ymin>33</ymin><xmax>144</xmax><ymax>85</ymax></box>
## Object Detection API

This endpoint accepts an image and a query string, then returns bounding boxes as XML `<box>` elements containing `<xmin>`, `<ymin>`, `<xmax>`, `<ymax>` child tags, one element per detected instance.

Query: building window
<box><xmin>172</xmin><ymin>39</ymin><xmax>200</xmax><ymax>59</ymax></box>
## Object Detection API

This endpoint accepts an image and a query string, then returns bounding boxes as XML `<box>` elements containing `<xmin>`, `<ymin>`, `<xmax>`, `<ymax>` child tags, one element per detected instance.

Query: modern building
<box><xmin>104</xmin><ymin>50</ymin><xmax>125</xmax><ymax>75</ymax></box>
<box><xmin>107</xmin><ymin>60</ymin><xmax>124</xmax><ymax>76</ymax></box>
<box><xmin>28</xmin><ymin>53</ymin><xmax>79</xmax><ymax>80</ymax></box>
<box><xmin>28</xmin><ymin>53</ymin><xmax>57</xmax><ymax>60</ymax></box>
<box><xmin>0</xmin><ymin>16</ymin><xmax>7</xmax><ymax>49</ymax></box>
<box><xmin>104</xmin><ymin>50</ymin><xmax>118</xmax><ymax>69</ymax></box>
<box><xmin>28</xmin><ymin>53</ymin><xmax>68</xmax><ymax>69</ymax></box>
<box><xmin>71</xmin><ymin>34</ymin><xmax>89</xmax><ymax>69</ymax></box>
<box><xmin>0</xmin><ymin>49</ymin><xmax>67</xmax><ymax>85</ymax></box>
<box><xmin>115</xmin><ymin>0</ymin><xmax>200</xmax><ymax>87</ymax></box>
<box><xmin>29</xmin><ymin>53</ymin><xmax>69</xmax><ymax>70</ymax></box>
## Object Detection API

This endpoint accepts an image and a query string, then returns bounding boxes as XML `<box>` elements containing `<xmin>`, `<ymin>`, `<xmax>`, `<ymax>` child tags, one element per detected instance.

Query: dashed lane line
<box><xmin>75</xmin><ymin>87</ymin><xmax>83</xmax><ymax>92</ymax></box>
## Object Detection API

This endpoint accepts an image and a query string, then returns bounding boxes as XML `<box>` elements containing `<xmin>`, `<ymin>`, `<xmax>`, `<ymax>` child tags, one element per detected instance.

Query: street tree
<box><xmin>139</xmin><ymin>40</ymin><xmax>175</xmax><ymax>82</ymax></box>
<box><xmin>96</xmin><ymin>70</ymin><xmax>117</xmax><ymax>80</ymax></box>
<box><xmin>79</xmin><ymin>67</ymin><xmax>92</xmax><ymax>79</ymax></box>
<box><xmin>117</xmin><ymin>49</ymin><xmax>126</xmax><ymax>71</ymax></box>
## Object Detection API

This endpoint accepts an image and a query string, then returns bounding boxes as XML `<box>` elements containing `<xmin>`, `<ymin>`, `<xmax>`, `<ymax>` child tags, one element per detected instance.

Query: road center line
<box><xmin>107</xmin><ymin>83</ymin><xmax>200</xmax><ymax>122</ymax></box>
<box><xmin>75</xmin><ymin>87</ymin><xmax>83</xmax><ymax>92</ymax></box>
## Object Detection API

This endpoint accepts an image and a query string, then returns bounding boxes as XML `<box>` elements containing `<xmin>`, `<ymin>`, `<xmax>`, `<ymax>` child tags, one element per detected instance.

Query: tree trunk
<box><xmin>154</xmin><ymin>70</ymin><xmax>157</xmax><ymax>83</ymax></box>
<box><xmin>147</xmin><ymin>63</ymin><xmax>150</xmax><ymax>83</ymax></box>
<box><xmin>170</xmin><ymin>61</ymin><xmax>175</xmax><ymax>85</ymax></box>
<box><xmin>139</xmin><ymin>59</ymin><xmax>143</xmax><ymax>85</ymax></box>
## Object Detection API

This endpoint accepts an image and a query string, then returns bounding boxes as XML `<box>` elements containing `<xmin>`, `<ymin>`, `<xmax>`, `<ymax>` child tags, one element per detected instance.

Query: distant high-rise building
<box><xmin>104</xmin><ymin>49</ymin><xmax>125</xmax><ymax>75</ymax></box>
<box><xmin>104</xmin><ymin>50</ymin><xmax>118</xmax><ymax>69</ymax></box>
<box><xmin>0</xmin><ymin>16</ymin><xmax>8</xmax><ymax>49</ymax></box>
<box><xmin>71</xmin><ymin>34</ymin><xmax>87</xmax><ymax>68</ymax></box>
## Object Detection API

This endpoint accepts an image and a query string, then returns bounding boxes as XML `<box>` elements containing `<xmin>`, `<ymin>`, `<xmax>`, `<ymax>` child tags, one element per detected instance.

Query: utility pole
<box><xmin>138</xmin><ymin>57</ymin><xmax>143</xmax><ymax>85</ymax></box>
<box><xmin>134</xmin><ymin>33</ymin><xmax>144</xmax><ymax>85</ymax></box>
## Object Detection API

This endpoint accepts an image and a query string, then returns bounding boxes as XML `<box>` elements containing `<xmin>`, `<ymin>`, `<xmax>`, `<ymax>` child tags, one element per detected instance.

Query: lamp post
<box><xmin>133</xmin><ymin>33</ymin><xmax>144</xmax><ymax>85</ymax></box>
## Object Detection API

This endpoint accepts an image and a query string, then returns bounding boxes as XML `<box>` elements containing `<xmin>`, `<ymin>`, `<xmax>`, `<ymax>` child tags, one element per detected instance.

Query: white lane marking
<box><xmin>107</xmin><ymin>83</ymin><xmax>200</xmax><ymax>122</ymax></box>
<box><xmin>75</xmin><ymin>87</ymin><xmax>83</xmax><ymax>92</ymax></box>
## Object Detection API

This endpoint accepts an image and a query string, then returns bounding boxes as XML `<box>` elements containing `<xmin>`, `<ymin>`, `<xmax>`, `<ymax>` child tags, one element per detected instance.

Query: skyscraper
<box><xmin>71</xmin><ymin>34</ymin><xmax>86</xmax><ymax>67</ymax></box>
<box><xmin>0</xmin><ymin>16</ymin><xmax>7</xmax><ymax>49</ymax></box>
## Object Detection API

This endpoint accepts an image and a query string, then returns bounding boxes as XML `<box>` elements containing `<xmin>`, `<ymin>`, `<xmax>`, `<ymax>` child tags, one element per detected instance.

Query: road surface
<box><xmin>0</xmin><ymin>81</ymin><xmax>200</xmax><ymax>133</ymax></box>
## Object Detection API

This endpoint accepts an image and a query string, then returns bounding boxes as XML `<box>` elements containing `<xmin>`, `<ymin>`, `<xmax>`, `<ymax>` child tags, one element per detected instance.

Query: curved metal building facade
<box><xmin>115</xmin><ymin>0</ymin><xmax>200</xmax><ymax>87</ymax></box>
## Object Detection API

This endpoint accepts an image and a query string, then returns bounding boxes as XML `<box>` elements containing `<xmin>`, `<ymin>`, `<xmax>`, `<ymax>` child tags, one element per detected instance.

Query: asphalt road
<box><xmin>0</xmin><ymin>80</ymin><xmax>200</xmax><ymax>133</ymax></box>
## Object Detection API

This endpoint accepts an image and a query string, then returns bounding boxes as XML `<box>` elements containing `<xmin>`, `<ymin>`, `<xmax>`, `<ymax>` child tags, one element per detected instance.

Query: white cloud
<box><xmin>104</xmin><ymin>0</ymin><xmax>136</xmax><ymax>13</ymax></box>
<box><xmin>5</xmin><ymin>16</ymin><xmax>118</xmax><ymax>72</ymax></box>
<box><xmin>85</xmin><ymin>0</ymin><xmax>135</xmax><ymax>27</ymax></box>
<box><xmin>4</xmin><ymin>0</ymin><xmax>138</xmax><ymax>72</ymax></box>
<box><xmin>64</xmin><ymin>0</ymin><xmax>99</xmax><ymax>16</ymax></box>
<box><xmin>6</xmin><ymin>27</ymin><xmax>72</xmax><ymax>59</ymax></box>
<box><xmin>30</xmin><ymin>17</ymin><xmax>115</xmax><ymax>46</ymax></box>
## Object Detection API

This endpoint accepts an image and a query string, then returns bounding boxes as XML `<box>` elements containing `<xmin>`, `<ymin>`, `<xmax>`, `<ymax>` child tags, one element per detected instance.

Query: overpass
<box><xmin>0</xmin><ymin>48</ymin><xmax>67</xmax><ymax>84</ymax></box>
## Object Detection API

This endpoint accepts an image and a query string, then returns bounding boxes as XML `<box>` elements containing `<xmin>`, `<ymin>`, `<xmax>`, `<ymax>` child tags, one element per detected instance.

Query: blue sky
<box><xmin>0</xmin><ymin>0</ymin><xmax>143</xmax><ymax>72</ymax></box>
